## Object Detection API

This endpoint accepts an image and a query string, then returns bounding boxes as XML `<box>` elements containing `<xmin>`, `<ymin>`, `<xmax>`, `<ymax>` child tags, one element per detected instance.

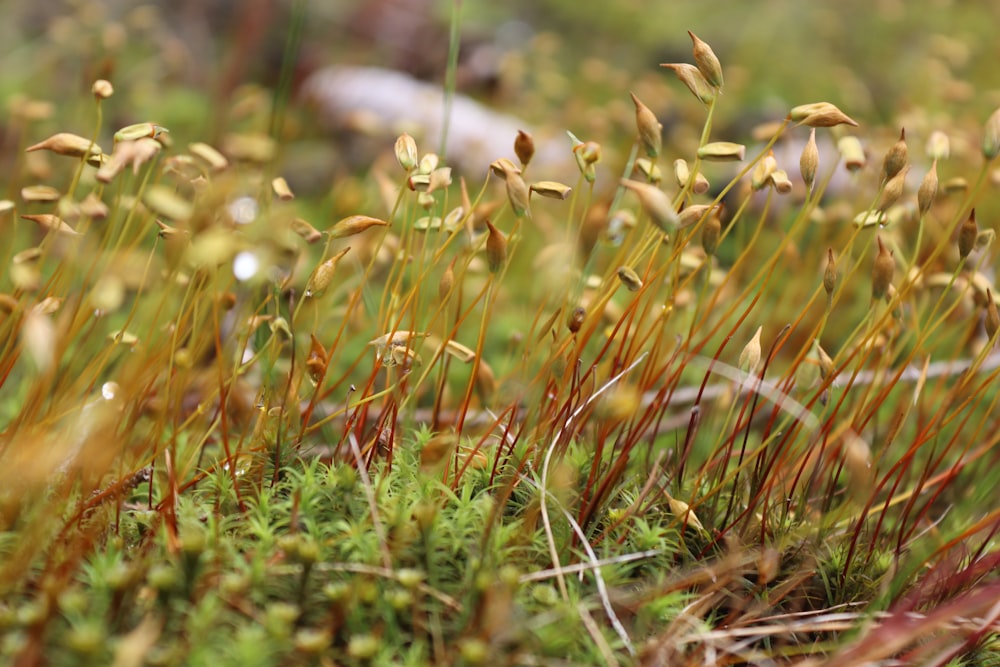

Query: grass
<box><xmin>2</xmin><ymin>2</ymin><xmax>1000</xmax><ymax>665</ymax></box>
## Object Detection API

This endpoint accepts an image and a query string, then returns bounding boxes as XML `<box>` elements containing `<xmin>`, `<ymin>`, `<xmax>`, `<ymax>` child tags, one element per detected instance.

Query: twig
<box><xmin>303</xmin><ymin>352</ymin><xmax>998</xmax><ymax>440</ymax></box>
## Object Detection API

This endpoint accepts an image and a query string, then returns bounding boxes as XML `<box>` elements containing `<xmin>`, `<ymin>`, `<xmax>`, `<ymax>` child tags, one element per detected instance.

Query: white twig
<box><xmin>519</xmin><ymin>548</ymin><xmax>664</xmax><ymax>583</ymax></box>
<box><xmin>519</xmin><ymin>474</ymin><xmax>637</xmax><ymax>657</ymax></box>
<box><xmin>538</xmin><ymin>352</ymin><xmax>649</xmax><ymax>603</ymax></box>
<box><xmin>651</xmin><ymin>350</ymin><xmax>1000</xmax><ymax>410</ymax></box>
<box><xmin>346</xmin><ymin>431</ymin><xmax>393</xmax><ymax>570</ymax></box>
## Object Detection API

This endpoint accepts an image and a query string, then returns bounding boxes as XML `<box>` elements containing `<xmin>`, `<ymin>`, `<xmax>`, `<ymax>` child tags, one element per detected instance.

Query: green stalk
<box><xmin>439</xmin><ymin>0</ymin><xmax>464</xmax><ymax>159</ymax></box>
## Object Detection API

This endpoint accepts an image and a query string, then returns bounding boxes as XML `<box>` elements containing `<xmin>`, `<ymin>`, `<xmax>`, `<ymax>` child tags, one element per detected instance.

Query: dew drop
<box><xmin>102</xmin><ymin>381</ymin><xmax>119</xmax><ymax>400</ymax></box>
<box><xmin>233</xmin><ymin>251</ymin><xmax>260</xmax><ymax>281</ymax></box>
<box><xmin>228</xmin><ymin>196</ymin><xmax>258</xmax><ymax>225</ymax></box>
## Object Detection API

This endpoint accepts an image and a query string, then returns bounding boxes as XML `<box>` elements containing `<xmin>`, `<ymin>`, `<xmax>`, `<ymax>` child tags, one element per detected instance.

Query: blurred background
<box><xmin>3</xmin><ymin>0</ymin><xmax>999</xmax><ymax>189</ymax></box>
